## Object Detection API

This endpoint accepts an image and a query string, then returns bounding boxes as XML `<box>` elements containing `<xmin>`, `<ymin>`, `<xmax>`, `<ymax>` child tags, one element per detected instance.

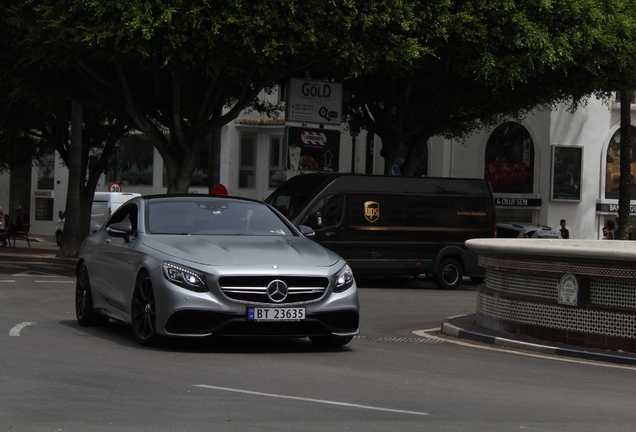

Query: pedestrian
<box><xmin>605</xmin><ymin>220</ymin><xmax>616</xmax><ymax>240</ymax></box>
<box><xmin>0</xmin><ymin>214</ymin><xmax>11</xmax><ymax>247</ymax></box>
<box><xmin>602</xmin><ymin>226</ymin><xmax>609</xmax><ymax>240</ymax></box>
<box><xmin>559</xmin><ymin>219</ymin><xmax>570</xmax><ymax>239</ymax></box>
<box><xmin>614</xmin><ymin>214</ymin><xmax>620</xmax><ymax>239</ymax></box>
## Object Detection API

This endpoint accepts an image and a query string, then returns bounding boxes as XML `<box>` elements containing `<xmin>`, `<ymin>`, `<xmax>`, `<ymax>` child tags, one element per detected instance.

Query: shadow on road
<box><xmin>59</xmin><ymin>319</ymin><xmax>355</xmax><ymax>354</ymax></box>
<box><xmin>356</xmin><ymin>276</ymin><xmax>480</xmax><ymax>291</ymax></box>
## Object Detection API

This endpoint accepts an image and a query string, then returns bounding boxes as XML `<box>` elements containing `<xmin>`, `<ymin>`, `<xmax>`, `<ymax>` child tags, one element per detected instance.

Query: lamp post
<box><xmin>350</xmin><ymin>130</ymin><xmax>358</xmax><ymax>173</ymax></box>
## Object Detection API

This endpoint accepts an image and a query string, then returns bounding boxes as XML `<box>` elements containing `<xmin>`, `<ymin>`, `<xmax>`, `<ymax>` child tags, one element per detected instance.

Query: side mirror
<box><xmin>299</xmin><ymin>225</ymin><xmax>315</xmax><ymax>239</ymax></box>
<box><xmin>307</xmin><ymin>212</ymin><xmax>323</xmax><ymax>229</ymax></box>
<box><xmin>106</xmin><ymin>220</ymin><xmax>132</xmax><ymax>238</ymax></box>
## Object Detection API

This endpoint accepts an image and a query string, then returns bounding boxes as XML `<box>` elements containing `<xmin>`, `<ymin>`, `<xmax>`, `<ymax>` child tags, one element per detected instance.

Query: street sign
<box><xmin>108</xmin><ymin>182</ymin><xmax>123</xmax><ymax>193</ymax></box>
<box><xmin>286</xmin><ymin>78</ymin><xmax>343</xmax><ymax>125</ymax></box>
<box><xmin>287</xmin><ymin>127</ymin><xmax>340</xmax><ymax>172</ymax></box>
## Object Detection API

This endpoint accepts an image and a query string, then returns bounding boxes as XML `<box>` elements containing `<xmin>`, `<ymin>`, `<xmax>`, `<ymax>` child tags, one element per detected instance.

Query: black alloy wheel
<box><xmin>131</xmin><ymin>272</ymin><xmax>160</xmax><ymax>346</ymax></box>
<box><xmin>76</xmin><ymin>263</ymin><xmax>109</xmax><ymax>326</ymax></box>
<box><xmin>435</xmin><ymin>258</ymin><xmax>463</xmax><ymax>290</ymax></box>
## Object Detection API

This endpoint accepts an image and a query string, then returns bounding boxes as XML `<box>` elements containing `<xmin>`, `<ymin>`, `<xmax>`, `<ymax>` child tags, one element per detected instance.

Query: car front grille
<box><xmin>217</xmin><ymin>276</ymin><xmax>329</xmax><ymax>305</ymax></box>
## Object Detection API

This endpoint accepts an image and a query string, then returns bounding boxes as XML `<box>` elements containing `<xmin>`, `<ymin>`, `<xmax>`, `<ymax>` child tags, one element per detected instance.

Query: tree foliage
<box><xmin>5</xmin><ymin>0</ymin><xmax>428</xmax><ymax>192</ymax></box>
<box><xmin>339</xmin><ymin>0</ymin><xmax>636</xmax><ymax>174</ymax></box>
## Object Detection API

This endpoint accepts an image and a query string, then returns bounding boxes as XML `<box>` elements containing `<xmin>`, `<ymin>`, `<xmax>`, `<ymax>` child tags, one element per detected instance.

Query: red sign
<box><xmin>301</xmin><ymin>131</ymin><xmax>327</xmax><ymax>146</ymax></box>
<box><xmin>108</xmin><ymin>182</ymin><xmax>123</xmax><ymax>193</ymax></box>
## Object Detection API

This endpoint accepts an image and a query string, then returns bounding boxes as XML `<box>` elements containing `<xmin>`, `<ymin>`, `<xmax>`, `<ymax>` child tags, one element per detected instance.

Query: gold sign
<box><xmin>364</xmin><ymin>201</ymin><xmax>380</xmax><ymax>223</ymax></box>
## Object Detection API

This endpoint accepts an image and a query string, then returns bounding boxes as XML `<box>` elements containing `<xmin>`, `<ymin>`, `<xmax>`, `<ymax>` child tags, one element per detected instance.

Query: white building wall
<box><xmin>6</xmin><ymin>90</ymin><xmax>636</xmax><ymax>240</ymax></box>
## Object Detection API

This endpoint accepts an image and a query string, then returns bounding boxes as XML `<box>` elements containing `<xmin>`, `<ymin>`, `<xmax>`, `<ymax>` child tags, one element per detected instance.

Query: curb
<box><xmin>441</xmin><ymin>314</ymin><xmax>636</xmax><ymax>366</ymax></box>
<box><xmin>0</xmin><ymin>255</ymin><xmax>77</xmax><ymax>268</ymax></box>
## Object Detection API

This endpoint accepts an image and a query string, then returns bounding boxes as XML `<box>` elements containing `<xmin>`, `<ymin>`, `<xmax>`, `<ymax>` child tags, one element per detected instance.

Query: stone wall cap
<box><xmin>466</xmin><ymin>238</ymin><xmax>636</xmax><ymax>262</ymax></box>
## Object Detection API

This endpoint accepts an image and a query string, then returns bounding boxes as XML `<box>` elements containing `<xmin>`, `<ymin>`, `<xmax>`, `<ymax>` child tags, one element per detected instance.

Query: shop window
<box><xmin>269</xmin><ymin>136</ymin><xmax>286</xmax><ymax>189</ymax></box>
<box><xmin>239</xmin><ymin>134</ymin><xmax>256</xmax><ymax>189</ymax></box>
<box><xmin>162</xmin><ymin>149</ymin><xmax>209</xmax><ymax>188</ymax></box>
<box><xmin>35</xmin><ymin>198</ymin><xmax>54</xmax><ymax>221</ymax></box>
<box><xmin>485</xmin><ymin>122</ymin><xmax>535</xmax><ymax>194</ymax></box>
<box><xmin>614</xmin><ymin>92</ymin><xmax>636</xmax><ymax>104</ymax></box>
<box><xmin>37</xmin><ymin>152</ymin><xmax>55</xmax><ymax>190</ymax></box>
<box><xmin>604</xmin><ymin>126</ymin><xmax>636</xmax><ymax>199</ymax></box>
<box><xmin>107</xmin><ymin>137</ymin><xmax>154</xmax><ymax>186</ymax></box>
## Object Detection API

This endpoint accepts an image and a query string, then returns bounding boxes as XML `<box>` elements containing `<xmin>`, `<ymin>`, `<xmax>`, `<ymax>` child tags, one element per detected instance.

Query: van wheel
<box><xmin>435</xmin><ymin>258</ymin><xmax>462</xmax><ymax>290</ymax></box>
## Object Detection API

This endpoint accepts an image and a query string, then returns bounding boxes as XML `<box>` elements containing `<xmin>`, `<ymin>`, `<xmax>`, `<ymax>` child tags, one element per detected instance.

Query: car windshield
<box><xmin>146</xmin><ymin>199</ymin><xmax>294</xmax><ymax>236</ymax></box>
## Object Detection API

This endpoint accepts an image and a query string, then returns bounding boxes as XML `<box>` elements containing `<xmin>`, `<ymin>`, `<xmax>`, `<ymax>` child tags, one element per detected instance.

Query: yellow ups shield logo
<box><xmin>364</xmin><ymin>201</ymin><xmax>380</xmax><ymax>223</ymax></box>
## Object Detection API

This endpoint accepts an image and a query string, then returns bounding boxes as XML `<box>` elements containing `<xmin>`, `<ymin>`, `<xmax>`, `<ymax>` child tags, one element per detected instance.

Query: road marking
<box><xmin>194</xmin><ymin>385</ymin><xmax>430</xmax><ymax>416</ymax></box>
<box><xmin>12</xmin><ymin>270</ymin><xmax>67</xmax><ymax>277</ymax></box>
<box><xmin>0</xmin><ymin>280</ymin><xmax>16</xmax><ymax>283</ymax></box>
<box><xmin>34</xmin><ymin>280</ymin><xmax>74</xmax><ymax>283</ymax></box>
<box><xmin>10</xmin><ymin>322</ymin><xmax>36</xmax><ymax>336</ymax></box>
<box><xmin>413</xmin><ymin>329</ymin><xmax>636</xmax><ymax>371</ymax></box>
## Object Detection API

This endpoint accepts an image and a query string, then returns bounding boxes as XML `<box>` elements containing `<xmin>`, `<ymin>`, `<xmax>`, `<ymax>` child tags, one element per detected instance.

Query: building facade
<box><xmin>0</xmin><ymin>92</ymin><xmax>633</xmax><ymax>240</ymax></box>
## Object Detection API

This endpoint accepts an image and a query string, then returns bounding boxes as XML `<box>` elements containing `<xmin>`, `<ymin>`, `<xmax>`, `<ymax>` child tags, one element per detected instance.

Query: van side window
<box><xmin>305</xmin><ymin>195</ymin><xmax>344</xmax><ymax>228</ymax></box>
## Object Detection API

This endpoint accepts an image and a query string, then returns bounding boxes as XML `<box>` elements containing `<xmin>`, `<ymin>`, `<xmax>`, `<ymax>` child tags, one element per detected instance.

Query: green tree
<box><xmin>5</xmin><ymin>0</ymin><xmax>424</xmax><ymax>193</ymax></box>
<box><xmin>340</xmin><ymin>0</ymin><xmax>636</xmax><ymax>174</ymax></box>
<box><xmin>0</xmin><ymin>60</ymin><xmax>132</xmax><ymax>256</ymax></box>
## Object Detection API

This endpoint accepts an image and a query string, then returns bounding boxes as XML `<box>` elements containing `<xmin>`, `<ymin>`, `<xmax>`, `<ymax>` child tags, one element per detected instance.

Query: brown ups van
<box><xmin>266</xmin><ymin>173</ymin><xmax>496</xmax><ymax>289</ymax></box>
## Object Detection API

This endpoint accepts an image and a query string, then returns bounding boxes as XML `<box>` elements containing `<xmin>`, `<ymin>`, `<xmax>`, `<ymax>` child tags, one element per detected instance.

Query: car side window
<box><xmin>304</xmin><ymin>194</ymin><xmax>344</xmax><ymax>229</ymax></box>
<box><xmin>106</xmin><ymin>203</ymin><xmax>138</xmax><ymax>236</ymax></box>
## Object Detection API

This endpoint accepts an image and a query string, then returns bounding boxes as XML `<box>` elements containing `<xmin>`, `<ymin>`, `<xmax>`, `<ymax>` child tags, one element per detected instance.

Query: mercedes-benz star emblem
<box><xmin>266</xmin><ymin>279</ymin><xmax>288</xmax><ymax>303</ymax></box>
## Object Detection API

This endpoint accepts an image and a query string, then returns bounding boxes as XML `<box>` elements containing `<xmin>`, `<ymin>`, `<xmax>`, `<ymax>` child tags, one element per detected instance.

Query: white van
<box><xmin>55</xmin><ymin>192</ymin><xmax>141</xmax><ymax>245</ymax></box>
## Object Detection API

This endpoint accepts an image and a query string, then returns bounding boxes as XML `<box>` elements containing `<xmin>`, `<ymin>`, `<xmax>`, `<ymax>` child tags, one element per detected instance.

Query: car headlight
<box><xmin>162</xmin><ymin>262</ymin><xmax>208</xmax><ymax>292</ymax></box>
<box><xmin>333</xmin><ymin>264</ymin><xmax>354</xmax><ymax>293</ymax></box>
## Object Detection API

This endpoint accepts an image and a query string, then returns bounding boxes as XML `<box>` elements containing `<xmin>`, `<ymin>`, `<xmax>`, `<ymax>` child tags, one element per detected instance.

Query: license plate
<box><xmin>247</xmin><ymin>307</ymin><xmax>305</xmax><ymax>322</ymax></box>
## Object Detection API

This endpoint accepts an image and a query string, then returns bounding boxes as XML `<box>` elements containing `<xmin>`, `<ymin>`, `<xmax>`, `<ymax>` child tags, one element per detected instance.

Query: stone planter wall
<box><xmin>465</xmin><ymin>239</ymin><xmax>636</xmax><ymax>353</ymax></box>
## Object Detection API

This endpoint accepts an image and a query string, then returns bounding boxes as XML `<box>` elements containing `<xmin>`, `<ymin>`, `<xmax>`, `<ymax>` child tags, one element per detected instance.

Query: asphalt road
<box><xmin>2</xmin><ymin>264</ymin><xmax>636</xmax><ymax>431</ymax></box>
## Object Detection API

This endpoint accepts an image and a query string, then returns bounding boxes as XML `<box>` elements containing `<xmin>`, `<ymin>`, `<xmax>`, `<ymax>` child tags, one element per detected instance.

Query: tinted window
<box><xmin>303</xmin><ymin>195</ymin><xmax>344</xmax><ymax>228</ymax></box>
<box><xmin>146</xmin><ymin>199</ymin><xmax>293</xmax><ymax>236</ymax></box>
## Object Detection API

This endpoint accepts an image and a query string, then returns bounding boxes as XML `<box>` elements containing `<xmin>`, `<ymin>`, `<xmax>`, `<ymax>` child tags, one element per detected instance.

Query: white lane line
<box><xmin>10</xmin><ymin>322</ymin><xmax>36</xmax><ymax>336</ymax></box>
<box><xmin>413</xmin><ymin>329</ymin><xmax>636</xmax><ymax>371</ymax></box>
<box><xmin>194</xmin><ymin>385</ymin><xmax>430</xmax><ymax>416</ymax></box>
<box><xmin>34</xmin><ymin>280</ymin><xmax>74</xmax><ymax>283</ymax></box>
<box><xmin>0</xmin><ymin>280</ymin><xmax>16</xmax><ymax>283</ymax></box>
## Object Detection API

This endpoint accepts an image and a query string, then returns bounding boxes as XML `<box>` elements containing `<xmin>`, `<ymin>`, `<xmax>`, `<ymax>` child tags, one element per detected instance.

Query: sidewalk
<box><xmin>441</xmin><ymin>314</ymin><xmax>636</xmax><ymax>366</ymax></box>
<box><xmin>0</xmin><ymin>235</ymin><xmax>77</xmax><ymax>267</ymax></box>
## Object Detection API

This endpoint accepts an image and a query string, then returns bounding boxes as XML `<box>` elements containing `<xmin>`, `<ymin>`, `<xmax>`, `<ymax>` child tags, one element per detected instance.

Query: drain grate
<box><xmin>371</xmin><ymin>336</ymin><xmax>444</xmax><ymax>344</ymax></box>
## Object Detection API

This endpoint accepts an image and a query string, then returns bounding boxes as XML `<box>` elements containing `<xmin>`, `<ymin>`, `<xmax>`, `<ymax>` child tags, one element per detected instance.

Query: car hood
<box><xmin>142</xmin><ymin>234</ymin><xmax>341</xmax><ymax>267</ymax></box>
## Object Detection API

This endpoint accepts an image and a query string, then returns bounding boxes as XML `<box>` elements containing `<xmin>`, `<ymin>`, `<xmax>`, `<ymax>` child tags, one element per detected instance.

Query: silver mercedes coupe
<box><xmin>75</xmin><ymin>195</ymin><xmax>359</xmax><ymax>347</ymax></box>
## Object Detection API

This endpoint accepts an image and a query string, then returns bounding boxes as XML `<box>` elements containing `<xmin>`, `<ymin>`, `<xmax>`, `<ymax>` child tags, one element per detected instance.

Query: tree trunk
<box><xmin>378</xmin><ymin>131</ymin><xmax>402</xmax><ymax>175</ymax></box>
<box><xmin>618</xmin><ymin>92</ymin><xmax>632</xmax><ymax>240</ymax></box>
<box><xmin>58</xmin><ymin>99</ymin><xmax>88</xmax><ymax>258</ymax></box>
<box><xmin>164</xmin><ymin>137</ymin><xmax>203</xmax><ymax>194</ymax></box>
<box><xmin>401</xmin><ymin>133</ymin><xmax>430</xmax><ymax>177</ymax></box>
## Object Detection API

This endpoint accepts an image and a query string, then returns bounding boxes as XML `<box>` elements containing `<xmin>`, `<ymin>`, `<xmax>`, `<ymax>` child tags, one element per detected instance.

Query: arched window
<box><xmin>604</xmin><ymin>126</ymin><xmax>636</xmax><ymax>199</ymax></box>
<box><xmin>485</xmin><ymin>122</ymin><xmax>535</xmax><ymax>194</ymax></box>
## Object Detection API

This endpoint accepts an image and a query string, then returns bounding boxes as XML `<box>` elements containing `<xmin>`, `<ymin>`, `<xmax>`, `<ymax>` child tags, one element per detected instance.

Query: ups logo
<box><xmin>364</xmin><ymin>201</ymin><xmax>380</xmax><ymax>223</ymax></box>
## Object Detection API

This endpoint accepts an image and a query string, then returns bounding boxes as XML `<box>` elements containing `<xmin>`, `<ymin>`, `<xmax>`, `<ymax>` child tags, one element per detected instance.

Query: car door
<box><xmin>90</xmin><ymin>203</ymin><xmax>141</xmax><ymax>316</ymax></box>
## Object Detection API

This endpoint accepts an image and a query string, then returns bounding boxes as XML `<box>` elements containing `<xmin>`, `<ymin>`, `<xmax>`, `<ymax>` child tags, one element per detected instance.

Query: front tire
<box><xmin>435</xmin><ymin>258</ymin><xmax>463</xmax><ymax>290</ymax></box>
<box><xmin>309</xmin><ymin>335</ymin><xmax>354</xmax><ymax>347</ymax></box>
<box><xmin>76</xmin><ymin>263</ymin><xmax>109</xmax><ymax>326</ymax></box>
<box><xmin>131</xmin><ymin>272</ymin><xmax>160</xmax><ymax>346</ymax></box>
